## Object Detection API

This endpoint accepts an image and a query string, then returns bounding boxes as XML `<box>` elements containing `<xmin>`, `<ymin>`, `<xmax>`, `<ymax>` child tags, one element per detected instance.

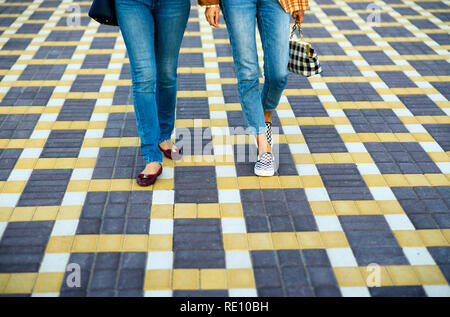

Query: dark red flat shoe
<box><xmin>158</xmin><ymin>144</ymin><xmax>183</xmax><ymax>160</ymax></box>
<box><xmin>136</xmin><ymin>165</ymin><xmax>162</xmax><ymax>186</ymax></box>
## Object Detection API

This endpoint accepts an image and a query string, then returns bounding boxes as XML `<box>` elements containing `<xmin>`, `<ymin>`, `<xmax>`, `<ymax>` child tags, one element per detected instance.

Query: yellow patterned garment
<box><xmin>198</xmin><ymin>0</ymin><xmax>309</xmax><ymax>13</ymax></box>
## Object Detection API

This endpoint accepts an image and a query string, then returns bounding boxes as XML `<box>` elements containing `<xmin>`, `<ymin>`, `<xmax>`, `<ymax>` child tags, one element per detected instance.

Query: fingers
<box><xmin>292</xmin><ymin>10</ymin><xmax>304</xmax><ymax>23</ymax></box>
<box><xmin>205</xmin><ymin>8</ymin><xmax>220</xmax><ymax>28</ymax></box>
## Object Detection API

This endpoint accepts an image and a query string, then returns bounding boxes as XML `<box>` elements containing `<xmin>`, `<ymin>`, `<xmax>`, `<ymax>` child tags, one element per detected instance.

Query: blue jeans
<box><xmin>220</xmin><ymin>0</ymin><xmax>290</xmax><ymax>135</ymax></box>
<box><xmin>115</xmin><ymin>0</ymin><xmax>190</xmax><ymax>164</ymax></box>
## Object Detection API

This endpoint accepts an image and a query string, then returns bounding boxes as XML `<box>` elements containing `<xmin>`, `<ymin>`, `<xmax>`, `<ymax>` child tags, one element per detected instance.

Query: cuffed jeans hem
<box><xmin>143</xmin><ymin>157</ymin><xmax>163</xmax><ymax>165</ymax></box>
<box><xmin>158</xmin><ymin>136</ymin><xmax>173</xmax><ymax>144</ymax></box>
<box><xmin>247</xmin><ymin>125</ymin><xmax>267</xmax><ymax>136</ymax></box>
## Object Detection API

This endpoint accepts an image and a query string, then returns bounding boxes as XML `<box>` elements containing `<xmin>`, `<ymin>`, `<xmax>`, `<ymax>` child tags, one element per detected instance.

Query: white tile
<box><xmin>345</xmin><ymin>142</ymin><xmax>367</xmax><ymax>153</ymax></box>
<box><xmin>423</xmin><ymin>285</ymin><xmax>450</xmax><ymax>297</ymax></box>
<box><xmin>209</xmin><ymin>111</ymin><xmax>227</xmax><ymax>119</ymax></box>
<box><xmin>144</xmin><ymin>290</ymin><xmax>173</xmax><ymax>297</ymax></box>
<box><xmin>276</xmin><ymin>110</ymin><xmax>295</xmax><ymax>118</ymax></box>
<box><xmin>213</xmin><ymin>144</ymin><xmax>233</xmax><ymax>155</ymax></box>
<box><xmin>0</xmin><ymin>222</ymin><xmax>6</xmax><ymax>240</ymax></box>
<box><xmin>20</xmin><ymin>148</ymin><xmax>43</xmax><ymax>159</ymax></box>
<box><xmin>384</xmin><ymin>214</ymin><xmax>415</xmax><ymax>230</ymax></box>
<box><xmin>288</xmin><ymin>143</ymin><xmax>310</xmax><ymax>154</ymax></box>
<box><xmin>78</xmin><ymin>147</ymin><xmax>99</xmax><ymax>158</ymax></box>
<box><xmin>355</xmin><ymin>163</ymin><xmax>380</xmax><ymax>175</ymax></box>
<box><xmin>326</xmin><ymin>109</ymin><xmax>345</xmax><ymax>117</ymax></box>
<box><xmin>221</xmin><ymin>218</ymin><xmax>247</xmax><ymax>234</ymax></box>
<box><xmin>340</xmin><ymin>287</ymin><xmax>370</xmax><ymax>297</ymax></box>
<box><xmin>7</xmin><ymin>169</ymin><xmax>33</xmax><ymax>181</ymax></box>
<box><xmin>436</xmin><ymin>162</ymin><xmax>450</xmax><ymax>174</ymax></box>
<box><xmin>215</xmin><ymin>165</ymin><xmax>237</xmax><ymax>178</ymax></box>
<box><xmin>31</xmin><ymin>292</ymin><xmax>59</xmax><ymax>297</ymax></box>
<box><xmin>70</xmin><ymin>168</ymin><xmax>94</xmax><ymax>180</ymax></box>
<box><xmin>304</xmin><ymin>188</ymin><xmax>330</xmax><ymax>201</ymax></box>
<box><xmin>0</xmin><ymin>193</ymin><xmax>21</xmax><ymax>207</ymax></box>
<box><xmin>225</xmin><ymin>251</ymin><xmax>252</xmax><ymax>268</ymax></box>
<box><xmin>218</xmin><ymin>189</ymin><xmax>241</xmax><ymax>203</ymax></box>
<box><xmin>334</xmin><ymin>125</ymin><xmax>355</xmax><ymax>134</ymax></box>
<box><xmin>405</xmin><ymin>124</ymin><xmax>427</xmax><ymax>133</ymax></box>
<box><xmin>402</xmin><ymin>247</ymin><xmax>436</xmax><ymax>265</ymax></box>
<box><xmin>84</xmin><ymin>129</ymin><xmax>104</xmax><ymax>138</ymax></box>
<box><xmin>39</xmin><ymin>253</ymin><xmax>70</xmax><ymax>272</ymax></box>
<box><xmin>315</xmin><ymin>215</ymin><xmax>343</xmax><ymax>231</ymax></box>
<box><xmin>296</xmin><ymin>164</ymin><xmax>319</xmax><ymax>176</ymax></box>
<box><xmin>51</xmin><ymin>220</ymin><xmax>79</xmax><ymax>236</ymax></box>
<box><xmin>228</xmin><ymin>289</ymin><xmax>258</xmax><ymax>297</ymax></box>
<box><xmin>368</xmin><ymin>187</ymin><xmax>396</xmax><ymax>201</ymax></box>
<box><xmin>392</xmin><ymin>108</ymin><xmax>413</xmax><ymax>117</ymax></box>
<box><xmin>61</xmin><ymin>192</ymin><xmax>87</xmax><ymax>206</ymax></box>
<box><xmin>146</xmin><ymin>251</ymin><xmax>173</xmax><ymax>270</ymax></box>
<box><xmin>30</xmin><ymin>130</ymin><xmax>50</xmax><ymax>139</ymax></box>
<box><xmin>281</xmin><ymin>125</ymin><xmax>302</xmax><ymax>135</ymax></box>
<box><xmin>38</xmin><ymin>113</ymin><xmax>58</xmax><ymax>122</ymax></box>
<box><xmin>326</xmin><ymin>248</ymin><xmax>358</xmax><ymax>267</ymax></box>
<box><xmin>149</xmin><ymin>219</ymin><xmax>173</xmax><ymax>235</ymax></box>
<box><xmin>152</xmin><ymin>190</ymin><xmax>174</xmax><ymax>205</ymax></box>
<box><xmin>419</xmin><ymin>142</ymin><xmax>444</xmax><ymax>152</ymax></box>
<box><xmin>159</xmin><ymin>167</ymin><xmax>174</xmax><ymax>179</ymax></box>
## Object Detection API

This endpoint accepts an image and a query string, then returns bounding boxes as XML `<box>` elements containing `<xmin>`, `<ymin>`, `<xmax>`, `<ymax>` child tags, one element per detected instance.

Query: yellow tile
<box><xmin>32</xmin><ymin>206</ymin><xmax>59</xmax><ymax>221</ymax></box>
<box><xmin>144</xmin><ymin>269</ymin><xmax>172</xmax><ymax>290</ymax></box>
<box><xmin>271</xmin><ymin>232</ymin><xmax>299</xmax><ymax>249</ymax></box>
<box><xmin>88</xmin><ymin>179</ymin><xmax>111</xmax><ymax>191</ymax></box>
<box><xmin>4</xmin><ymin>273</ymin><xmax>37</xmax><ymax>294</ymax></box>
<box><xmin>377</xmin><ymin>133</ymin><xmax>399</xmax><ymax>142</ymax></box>
<box><xmin>9</xmin><ymin>206</ymin><xmax>35</xmax><ymax>222</ymax></box>
<box><xmin>393</xmin><ymin>230</ymin><xmax>424</xmax><ymax>247</ymax></box>
<box><xmin>339</xmin><ymin>134</ymin><xmax>361</xmax><ymax>142</ymax></box>
<box><xmin>404</xmin><ymin>174</ymin><xmax>430</xmax><ymax>187</ymax></box>
<box><xmin>217</xmin><ymin>177</ymin><xmax>239</xmax><ymax>189</ymax></box>
<box><xmin>424</xmin><ymin>174</ymin><xmax>450</xmax><ymax>186</ymax></box>
<box><xmin>292</xmin><ymin>154</ymin><xmax>314</xmax><ymax>164</ymax></box>
<box><xmin>395</xmin><ymin>133</ymin><xmax>416</xmax><ymax>142</ymax></box>
<box><xmin>220</xmin><ymin>203</ymin><xmax>244</xmax><ymax>217</ymax></box>
<box><xmin>331</xmin><ymin>153</ymin><xmax>354</xmax><ymax>164</ymax></box>
<box><xmin>54</xmin><ymin>158</ymin><xmax>76</xmax><ymax>169</ymax></box>
<box><xmin>0</xmin><ymin>274</ymin><xmax>10</xmax><ymax>293</ymax></box>
<box><xmin>418</xmin><ymin>229</ymin><xmax>449</xmax><ymax>247</ymax></box>
<box><xmin>350</xmin><ymin>152</ymin><xmax>374</xmax><ymax>163</ymax></box>
<box><xmin>74</xmin><ymin>157</ymin><xmax>97</xmax><ymax>168</ymax></box>
<box><xmin>279</xmin><ymin>175</ymin><xmax>302</xmax><ymax>188</ymax></box>
<box><xmin>72</xmin><ymin>235</ymin><xmax>99</xmax><ymax>252</ymax></box>
<box><xmin>362</xmin><ymin>175</ymin><xmax>388</xmax><ymax>187</ymax></box>
<box><xmin>14</xmin><ymin>158</ymin><xmax>37</xmax><ymax>169</ymax></box>
<box><xmin>333</xmin><ymin>201</ymin><xmax>359</xmax><ymax>215</ymax></box>
<box><xmin>148</xmin><ymin>234</ymin><xmax>172</xmax><ymax>251</ymax></box>
<box><xmin>356</xmin><ymin>201</ymin><xmax>382</xmax><ymax>215</ymax></box>
<box><xmin>333</xmin><ymin>267</ymin><xmax>366</xmax><ymax>287</ymax></box>
<box><xmin>1</xmin><ymin>181</ymin><xmax>26</xmax><ymax>193</ymax></box>
<box><xmin>173</xmin><ymin>269</ymin><xmax>199</xmax><ymax>290</ymax></box>
<box><xmin>377</xmin><ymin>200</ymin><xmax>404</xmax><ymax>214</ymax></box>
<box><xmin>259</xmin><ymin>176</ymin><xmax>280</xmax><ymax>188</ymax></box>
<box><xmin>33</xmin><ymin>273</ymin><xmax>64</xmax><ymax>293</ymax></box>
<box><xmin>383</xmin><ymin>174</ymin><xmax>410</xmax><ymax>187</ymax></box>
<box><xmin>200</xmin><ymin>269</ymin><xmax>227</xmax><ymax>290</ymax></box>
<box><xmin>150</xmin><ymin>204</ymin><xmax>173</xmax><ymax>218</ymax></box>
<box><xmin>223</xmin><ymin>233</ymin><xmax>249</xmax><ymax>250</ymax></box>
<box><xmin>46</xmin><ymin>236</ymin><xmax>74</xmax><ymax>253</ymax></box>
<box><xmin>442</xmin><ymin>229</ymin><xmax>450</xmax><ymax>244</ymax></box>
<box><xmin>312</xmin><ymin>153</ymin><xmax>334</xmax><ymax>164</ymax></box>
<box><xmin>310</xmin><ymin>201</ymin><xmax>335</xmax><ymax>215</ymax></box>
<box><xmin>174</xmin><ymin>203</ymin><xmax>197</xmax><ymax>218</ymax></box>
<box><xmin>56</xmin><ymin>206</ymin><xmax>82</xmax><ymax>220</ymax></box>
<box><xmin>412</xmin><ymin>133</ymin><xmax>435</xmax><ymax>142</ymax></box>
<box><xmin>297</xmin><ymin>232</ymin><xmax>324</xmax><ymax>249</ymax></box>
<box><xmin>300</xmin><ymin>175</ymin><xmax>324</xmax><ymax>188</ymax></box>
<box><xmin>427</xmin><ymin>152</ymin><xmax>450</xmax><ymax>162</ymax></box>
<box><xmin>151</xmin><ymin>178</ymin><xmax>173</xmax><ymax>190</ymax></box>
<box><xmin>413</xmin><ymin>265</ymin><xmax>448</xmax><ymax>285</ymax></box>
<box><xmin>97</xmin><ymin>234</ymin><xmax>123</xmax><ymax>252</ymax></box>
<box><xmin>0</xmin><ymin>207</ymin><xmax>13</xmax><ymax>221</ymax></box>
<box><xmin>248</xmin><ymin>233</ymin><xmax>273</xmax><ymax>250</ymax></box>
<box><xmin>285</xmin><ymin>134</ymin><xmax>305</xmax><ymax>143</ymax></box>
<box><xmin>359</xmin><ymin>266</ymin><xmax>393</xmax><ymax>287</ymax></box>
<box><xmin>34</xmin><ymin>158</ymin><xmax>56</xmax><ymax>169</ymax></box>
<box><xmin>320</xmin><ymin>231</ymin><xmax>349</xmax><ymax>248</ymax></box>
<box><xmin>198</xmin><ymin>203</ymin><xmax>220</xmax><ymax>218</ymax></box>
<box><xmin>227</xmin><ymin>269</ymin><xmax>255</xmax><ymax>289</ymax></box>
<box><xmin>123</xmin><ymin>234</ymin><xmax>148</xmax><ymax>251</ymax></box>
<box><xmin>387</xmin><ymin>265</ymin><xmax>420</xmax><ymax>286</ymax></box>
<box><xmin>110</xmin><ymin>179</ymin><xmax>133</xmax><ymax>191</ymax></box>
<box><xmin>237</xmin><ymin>176</ymin><xmax>259</xmax><ymax>189</ymax></box>
<box><xmin>357</xmin><ymin>133</ymin><xmax>379</xmax><ymax>143</ymax></box>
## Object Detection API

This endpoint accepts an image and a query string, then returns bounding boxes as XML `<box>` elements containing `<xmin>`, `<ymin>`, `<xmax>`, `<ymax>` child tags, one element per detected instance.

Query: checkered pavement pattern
<box><xmin>0</xmin><ymin>0</ymin><xmax>449</xmax><ymax>297</ymax></box>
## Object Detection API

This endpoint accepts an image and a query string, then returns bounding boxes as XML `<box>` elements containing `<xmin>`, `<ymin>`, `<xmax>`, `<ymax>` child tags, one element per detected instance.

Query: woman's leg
<box><xmin>115</xmin><ymin>0</ymin><xmax>163</xmax><ymax>167</ymax></box>
<box><xmin>220</xmin><ymin>0</ymin><xmax>267</xmax><ymax>138</ymax></box>
<box><xmin>154</xmin><ymin>0</ymin><xmax>191</xmax><ymax>148</ymax></box>
<box><xmin>257</xmin><ymin>0</ymin><xmax>290</xmax><ymax>121</ymax></box>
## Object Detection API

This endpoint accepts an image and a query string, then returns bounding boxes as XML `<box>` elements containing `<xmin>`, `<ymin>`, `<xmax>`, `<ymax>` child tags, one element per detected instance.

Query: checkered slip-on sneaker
<box><xmin>254</xmin><ymin>152</ymin><xmax>276</xmax><ymax>177</ymax></box>
<box><xmin>265</xmin><ymin>122</ymin><xmax>272</xmax><ymax>147</ymax></box>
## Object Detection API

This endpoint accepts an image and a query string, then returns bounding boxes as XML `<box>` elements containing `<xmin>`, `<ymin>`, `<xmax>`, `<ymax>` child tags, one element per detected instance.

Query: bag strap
<box><xmin>290</xmin><ymin>21</ymin><xmax>303</xmax><ymax>40</ymax></box>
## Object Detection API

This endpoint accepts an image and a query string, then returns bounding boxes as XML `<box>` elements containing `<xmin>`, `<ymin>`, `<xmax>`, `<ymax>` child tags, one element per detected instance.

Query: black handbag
<box><xmin>88</xmin><ymin>0</ymin><xmax>118</xmax><ymax>26</ymax></box>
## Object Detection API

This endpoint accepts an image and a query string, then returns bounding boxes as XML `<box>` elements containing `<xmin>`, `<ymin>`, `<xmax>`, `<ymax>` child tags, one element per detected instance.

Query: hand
<box><xmin>292</xmin><ymin>10</ymin><xmax>304</xmax><ymax>23</ymax></box>
<box><xmin>205</xmin><ymin>7</ymin><xmax>220</xmax><ymax>28</ymax></box>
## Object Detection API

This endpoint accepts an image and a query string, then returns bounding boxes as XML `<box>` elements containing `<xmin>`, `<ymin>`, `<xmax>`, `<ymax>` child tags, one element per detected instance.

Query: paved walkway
<box><xmin>0</xmin><ymin>0</ymin><xmax>449</xmax><ymax>297</ymax></box>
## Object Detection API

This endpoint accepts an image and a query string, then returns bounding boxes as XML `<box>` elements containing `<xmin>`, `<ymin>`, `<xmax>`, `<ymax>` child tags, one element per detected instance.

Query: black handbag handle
<box><xmin>290</xmin><ymin>21</ymin><xmax>303</xmax><ymax>40</ymax></box>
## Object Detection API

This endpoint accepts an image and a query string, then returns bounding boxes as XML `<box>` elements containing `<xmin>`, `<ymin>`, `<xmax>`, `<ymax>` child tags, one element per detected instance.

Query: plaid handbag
<box><xmin>288</xmin><ymin>22</ymin><xmax>322</xmax><ymax>77</ymax></box>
